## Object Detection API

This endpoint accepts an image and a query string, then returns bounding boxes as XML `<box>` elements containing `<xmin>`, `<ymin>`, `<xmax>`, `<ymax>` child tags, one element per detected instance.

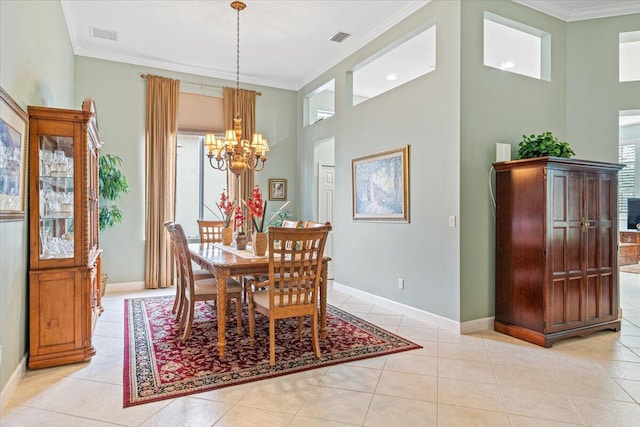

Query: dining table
<box><xmin>188</xmin><ymin>242</ymin><xmax>331</xmax><ymax>357</ymax></box>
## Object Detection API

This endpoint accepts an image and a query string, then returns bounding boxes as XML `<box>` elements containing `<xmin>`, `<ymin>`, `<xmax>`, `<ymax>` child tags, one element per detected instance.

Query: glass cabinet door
<box><xmin>38</xmin><ymin>135</ymin><xmax>74</xmax><ymax>259</ymax></box>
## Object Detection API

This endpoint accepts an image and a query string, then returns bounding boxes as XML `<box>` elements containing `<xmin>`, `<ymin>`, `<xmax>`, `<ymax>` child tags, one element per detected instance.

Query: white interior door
<box><xmin>318</xmin><ymin>163</ymin><xmax>335</xmax><ymax>279</ymax></box>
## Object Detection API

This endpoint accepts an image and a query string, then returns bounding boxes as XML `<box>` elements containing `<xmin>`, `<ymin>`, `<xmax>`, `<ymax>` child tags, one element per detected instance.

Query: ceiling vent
<box><xmin>329</xmin><ymin>31</ymin><xmax>352</xmax><ymax>43</ymax></box>
<box><xmin>89</xmin><ymin>26</ymin><xmax>119</xmax><ymax>41</ymax></box>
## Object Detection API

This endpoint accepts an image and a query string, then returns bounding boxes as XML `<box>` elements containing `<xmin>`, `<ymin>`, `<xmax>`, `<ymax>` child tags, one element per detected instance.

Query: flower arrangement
<box><xmin>244</xmin><ymin>186</ymin><xmax>290</xmax><ymax>233</ymax></box>
<box><xmin>215</xmin><ymin>189</ymin><xmax>235</xmax><ymax>227</ymax></box>
<box><xmin>234</xmin><ymin>205</ymin><xmax>246</xmax><ymax>234</ymax></box>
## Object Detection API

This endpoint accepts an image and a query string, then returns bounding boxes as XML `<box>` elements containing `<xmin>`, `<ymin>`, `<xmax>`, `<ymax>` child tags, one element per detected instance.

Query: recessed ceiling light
<box><xmin>501</xmin><ymin>61</ymin><xmax>515</xmax><ymax>70</ymax></box>
<box><xmin>386</xmin><ymin>74</ymin><xmax>398</xmax><ymax>81</ymax></box>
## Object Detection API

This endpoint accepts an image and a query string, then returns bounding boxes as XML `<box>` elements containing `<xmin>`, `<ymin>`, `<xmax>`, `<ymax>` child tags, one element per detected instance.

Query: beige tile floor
<box><xmin>2</xmin><ymin>275</ymin><xmax>640</xmax><ymax>426</ymax></box>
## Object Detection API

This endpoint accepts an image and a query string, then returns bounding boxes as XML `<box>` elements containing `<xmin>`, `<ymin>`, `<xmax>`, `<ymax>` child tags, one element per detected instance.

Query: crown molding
<box><xmin>513</xmin><ymin>0</ymin><xmax>640</xmax><ymax>22</ymax></box>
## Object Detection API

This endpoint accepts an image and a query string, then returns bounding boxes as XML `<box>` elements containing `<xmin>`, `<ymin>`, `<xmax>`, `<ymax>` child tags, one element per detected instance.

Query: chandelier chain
<box><xmin>235</xmin><ymin>3</ymin><xmax>240</xmax><ymax>120</ymax></box>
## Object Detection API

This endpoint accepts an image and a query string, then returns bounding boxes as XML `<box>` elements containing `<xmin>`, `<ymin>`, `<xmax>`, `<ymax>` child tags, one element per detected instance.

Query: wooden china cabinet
<box><xmin>27</xmin><ymin>99</ymin><xmax>103</xmax><ymax>369</ymax></box>
<box><xmin>493</xmin><ymin>157</ymin><xmax>623</xmax><ymax>347</ymax></box>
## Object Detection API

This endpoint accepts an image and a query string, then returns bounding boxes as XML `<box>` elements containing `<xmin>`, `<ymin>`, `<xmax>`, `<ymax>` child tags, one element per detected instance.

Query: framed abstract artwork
<box><xmin>0</xmin><ymin>87</ymin><xmax>28</xmax><ymax>222</ymax></box>
<box><xmin>352</xmin><ymin>145</ymin><xmax>409</xmax><ymax>222</ymax></box>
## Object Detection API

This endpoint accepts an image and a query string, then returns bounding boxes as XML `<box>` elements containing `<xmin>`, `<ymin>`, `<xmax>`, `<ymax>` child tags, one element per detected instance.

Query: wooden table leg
<box><xmin>320</xmin><ymin>260</ymin><xmax>327</xmax><ymax>339</ymax></box>
<box><xmin>216</xmin><ymin>268</ymin><xmax>228</xmax><ymax>357</ymax></box>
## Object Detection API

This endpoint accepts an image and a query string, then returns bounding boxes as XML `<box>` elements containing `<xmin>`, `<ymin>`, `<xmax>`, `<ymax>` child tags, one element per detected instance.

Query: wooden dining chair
<box><xmin>197</xmin><ymin>219</ymin><xmax>225</xmax><ymax>243</ymax></box>
<box><xmin>165</xmin><ymin>221</ymin><xmax>216</xmax><ymax>318</ymax></box>
<box><xmin>247</xmin><ymin>226</ymin><xmax>330</xmax><ymax>366</ymax></box>
<box><xmin>168</xmin><ymin>223</ymin><xmax>244</xmax><ymax>340</ymax></box>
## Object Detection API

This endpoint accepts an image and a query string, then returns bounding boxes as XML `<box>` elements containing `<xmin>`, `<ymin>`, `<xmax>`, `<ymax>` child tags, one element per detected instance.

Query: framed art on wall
<box><xmin>0</xmin><ymin>87</ymin><xmax>28</xmax><ymax>222</ymax></box>
<box><xmin>352</xmin><ymin>145</ymin><xmax>409</xmax><ymax>222</ymax></box>
<box><xmin>269</xmin><ymin>178</ymin><xmax>287</xmax><ymax>200</ymax></box>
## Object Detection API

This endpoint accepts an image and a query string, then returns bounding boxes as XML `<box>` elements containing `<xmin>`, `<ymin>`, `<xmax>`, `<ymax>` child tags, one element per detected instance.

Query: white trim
<box><xmin>1</xmin><ymin>354</ymin><xmax>27</xmax><ymax>412</ymax></box>
<box><xmin>105</xmin><ymin>281</ymin><xmax>146</xmax><ymax>294</ymax></box>
<box><xmin>332</xmin><ymin>281</ymin><xmax>461</xmax><ymax>333</ymax></box>
<box><xmin>332</xmin><ymin>282</ymin><xmax>494</xmax><ymax>334</ymax></box>
<box><xmin>461</xmin><ymin>316</ymin><xmax>495</xmax><ymax>334</ymax></box>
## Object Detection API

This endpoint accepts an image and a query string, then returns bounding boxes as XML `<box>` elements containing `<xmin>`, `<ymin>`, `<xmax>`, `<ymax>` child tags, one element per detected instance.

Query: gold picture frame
<box><xmin>0</xmin><ymin>87</ymin><xmax>28</xmax><ymax>222</ymax></box>
<box><xmin>268</xmin><ymin>178</ymin><xmax>287</xmax><ymax>200</ymax></box>
<box><xmin>352</xmin><ymin>145</ymin><xmax>409</xmax><ymax>222</ymax></box>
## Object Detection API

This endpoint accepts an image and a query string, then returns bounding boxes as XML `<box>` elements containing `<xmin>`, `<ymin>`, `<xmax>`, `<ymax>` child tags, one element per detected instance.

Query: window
<box><xmin>304</xmin><ymin>80</ymin><xmax>335</xmax><ymax>126</ymax></box>
<box><xmin>352</xmin><ymin>23</ymin><xmax>436</xmax><ymax>106</ymax></box>
<box><xmin>483</xmin><ymin>11</ymin><xmax>550</xmax><ymax>81</ymax></box>
<box><xmin>175</xmin><ymin>134</ymin><xmax>227</xmax><ymax>240</ymax></box>
<box><xmin>618</xmin><ymin>110</ymin><xmax>640</xmax><ymax>228</ymax></box>
<box><xmin>620</xmin><ymin>31</ymin><xmax>640</xmax><ymax>82</ymax></box>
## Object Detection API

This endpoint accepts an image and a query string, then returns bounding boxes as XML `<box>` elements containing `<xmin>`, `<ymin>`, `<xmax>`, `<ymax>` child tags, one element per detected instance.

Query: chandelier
<box><xmin>204</xmin><ymin>1</ymin><xmax>268</xmax><ymax>176</ymax></box>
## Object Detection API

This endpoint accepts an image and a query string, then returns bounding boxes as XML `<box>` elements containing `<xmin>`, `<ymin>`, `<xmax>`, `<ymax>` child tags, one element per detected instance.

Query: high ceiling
<box><xmin>61</xmin><ymin>0</ymin><xmax>640</xmax><ymax>91</ymax></box>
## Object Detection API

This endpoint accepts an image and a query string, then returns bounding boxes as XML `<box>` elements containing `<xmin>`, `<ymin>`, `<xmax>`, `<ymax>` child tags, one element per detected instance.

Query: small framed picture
<box><xmin>268</xmin><ymin>178</ymin><xmax>287</xmax><ymax>200</ymax></box>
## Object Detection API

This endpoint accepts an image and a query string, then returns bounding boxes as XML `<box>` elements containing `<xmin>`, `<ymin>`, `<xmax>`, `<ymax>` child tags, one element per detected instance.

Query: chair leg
<box><xmin>182</xmin><ymin>300</ymin><xmax>195</xmax><ymax>340</ymax></box>
<box><xmin>235</xmin><ymin>297</ymin><xmax>242</xmax><ymax>334</ymax></box>
<box><xmin>269</xmin><ymin>315</ymin><xmax>276</xmax><ymax>366</ymax></box>
<box><xmin>297</xmin><ymin>317</ymin><xmax>303</xmax><ymax>340</ymax></box>
<box><xmin>311</xmin><ymin>311</ymin><xmax>320</xmax><ymax>359</ymax></box>
<box><xmin>171</xmin><ymin>283</ymin><xmax>180</xmax><ymax>314</ymax></box>
<box><xmin>248</xmin><ymin>298</ymin><xmax>255</xmax><ymax>346</ymax></box>
<box><xmin>178</xmin><ymin>299</ymin><xmax>187</xmax><ymax>330</ymax></box>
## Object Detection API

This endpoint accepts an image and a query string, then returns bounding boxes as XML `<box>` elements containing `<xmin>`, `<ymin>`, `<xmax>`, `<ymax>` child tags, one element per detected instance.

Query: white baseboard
<box><xmin>332</xmin><ymin>282</ymin><xmax>493</xmax><ymax>334</ymax></box>
<box><xmin>1</xmin><ymin>354</ymin><xmax>27</xmax><ymax>412</ymax></box>
<box><xmin>461</xmin><ymin>316</ymin><xmax>495</xmax><ymax>334</ymax></box>
<box><xmin>105</xmin><ymin>281</ymin><xmax>146</xmax><ymax>294</ymax></box>
<box><xmin>332</xmin><ymin>282</ymin><xmax>461</xmax><ymax>333</ymax></box>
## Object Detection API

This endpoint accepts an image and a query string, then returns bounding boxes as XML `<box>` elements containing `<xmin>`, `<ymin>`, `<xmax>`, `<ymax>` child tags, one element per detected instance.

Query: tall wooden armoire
<box><xmin>493</xmin><ymin>157</ymin><xmax>623</xmax><ymax>347</ymax></box>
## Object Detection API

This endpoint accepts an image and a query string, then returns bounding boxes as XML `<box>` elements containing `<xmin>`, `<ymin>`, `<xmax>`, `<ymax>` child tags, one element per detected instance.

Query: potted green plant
<box><xmin>98</xmin><ymin>153</ymin><xmax>129</xmax><ymax>295</ymax></box>
<box><xmin>516</xmin><ymin>131</ymin><xmax>575</xmax><ymax>159</ymax></box>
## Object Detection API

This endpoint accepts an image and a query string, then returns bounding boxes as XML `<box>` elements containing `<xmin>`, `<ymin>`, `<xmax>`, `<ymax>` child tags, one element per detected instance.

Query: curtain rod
<box><xmin>139</xmin><ymin>73</ymin><xmax>262</xmax><ymax>96</ymax></box>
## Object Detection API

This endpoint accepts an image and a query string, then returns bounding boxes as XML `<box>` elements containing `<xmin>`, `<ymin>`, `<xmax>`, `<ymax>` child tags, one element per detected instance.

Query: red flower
<box><xmin>234</xmin><ymin>205</ymin><xmax>246</xmax><ymax>232</ymax></box>
<box><xmin>215</xmin><ymin>189</ymin><xmax>235</xmax><ymax>227</ymax></box>
<box><xmin>244</xmin><ymin>186</ymin><xmax>268</xmax><ymax>232</ymax></box>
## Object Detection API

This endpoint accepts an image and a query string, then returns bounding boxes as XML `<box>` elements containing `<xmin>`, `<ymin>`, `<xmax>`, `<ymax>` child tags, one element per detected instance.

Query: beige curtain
<box><xmin>223</xmin><ymin>87</ymin><xmax>256</xmax><ymax>231</ymax></box>
<box><xmin>144</xmin><ymin>75</ymin><xmax>180</xmax><ymax>289</ymax></box>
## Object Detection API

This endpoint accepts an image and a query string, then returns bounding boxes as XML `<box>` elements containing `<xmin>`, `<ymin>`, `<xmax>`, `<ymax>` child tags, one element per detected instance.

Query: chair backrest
<box><xmin>197</xmin><ymin>219</ymin><xmax>225</xmax><ymax>243</ymax></box>
<box><xmin>282</xmin><ymin>219</ymin><xmax>302</xmax><ymax>228</ymax></box>
<box><xmin>167</xmin><ymin>223</ymin><xmax>196</xmax><ymax>295</ymax></box>
<box><xmin>268</xmin><ymin>226</ymin><xmax>329</xmax><ymax>308</ymax></box>
<box><xmin>303</xmin><ymin>221</ymin><xmax>332</xmax><ymax>231</ymax></box>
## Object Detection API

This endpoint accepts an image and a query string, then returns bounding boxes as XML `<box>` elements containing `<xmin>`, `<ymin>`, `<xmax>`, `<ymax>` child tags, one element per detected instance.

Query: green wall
<box><xmin>0</xmin><ymin>0</ymin><xmax>74</xmax><ymax>395</ymax></box>
<box><xmin>460</xmin><ymin>1</ymin><xmax>567</xmax><ymax>322</ymax></box>
<box><xmin>74</xmin><ymin>57</ymin><xmax>298</xmax><ymax>284</ymax></box>
<box><xmin>566</xmin><ymin>14</ymin><xmax>640</xmax><ymax>163</ymax></box>
<box><xmin>298</xmin><ymin>0</ymin><xmax>462</xmax><ymax>321</ymax></box>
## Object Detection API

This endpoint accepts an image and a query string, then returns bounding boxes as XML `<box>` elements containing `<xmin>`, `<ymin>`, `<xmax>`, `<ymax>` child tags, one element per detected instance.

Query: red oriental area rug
<box><xmin>123</xmin><ymin>296</ymin><xmax>421</xmax><ymax>407</ymax></box>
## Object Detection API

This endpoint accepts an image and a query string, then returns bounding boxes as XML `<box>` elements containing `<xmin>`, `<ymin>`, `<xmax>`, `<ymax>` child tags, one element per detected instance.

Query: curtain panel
<box><xmin>223</xmin><ymin>87</ymin><xmax>256</xmax><ymax>234</ymax></box>
<box><xmin>144</xmin><ymin>75</ymin><xmax>180</xmax><ymax>289</ymax></box>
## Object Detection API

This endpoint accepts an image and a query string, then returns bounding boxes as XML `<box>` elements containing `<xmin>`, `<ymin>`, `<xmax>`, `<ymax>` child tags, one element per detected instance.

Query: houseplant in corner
<box><xmin>516</xmin><ymin>131</ymin><xmax>575</xmax><ymax>159</ymax></box>
<box><xmin>99</xmin><ymin>153</ymin><xmax>130</xmax><ymax>295</ymax></box>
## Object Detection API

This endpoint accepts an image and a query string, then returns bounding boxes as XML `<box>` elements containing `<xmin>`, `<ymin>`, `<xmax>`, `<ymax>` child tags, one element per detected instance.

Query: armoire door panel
<box><xmin>566</xmin><ymin>277</ymin><xmax>583</xmax><ymax>324</ymax></box>
<box><xmin>568</xmin><ymin>174</ymin><xmax>583</xmax><ymax>222</ymax></box>
<box><xmin>567</xmin><ymin>227</ymin><xmax>582</xmax><ymax>273</ymax></box>
<box><xmin>551</xmin><ymin>279</ymin><xmax>566</xmax><ymax>327</ymax></box>
<box><xmin>552</xmin><ymin>175</ymin><xmax>568</xmax><ymax>221</ymax></box>
<box><xmin>552</xmin><ymin>228</ymin><xmax>567</xmax><ymax>273</ymax></box>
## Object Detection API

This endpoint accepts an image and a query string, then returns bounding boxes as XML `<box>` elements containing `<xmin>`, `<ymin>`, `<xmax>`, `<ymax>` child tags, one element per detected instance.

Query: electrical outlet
<box><xmin>449</xmin><ymin>215</ymin><xmax>456</xmax><ymax>228</ymax></box>
<box><xmin>398</xmin><ymin>278</ymin><xmax>404</xmax><ymax>289</ymax></box>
